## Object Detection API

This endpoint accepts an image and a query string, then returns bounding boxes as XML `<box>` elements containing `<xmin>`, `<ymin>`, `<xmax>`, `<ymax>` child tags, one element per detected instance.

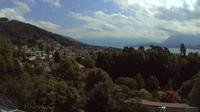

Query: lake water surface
<box><xmin>134</xmin><ymin>47</ymin><xmax>200</xmax><ymax>54</ymax></box>
<box><xmin>169</xmin><ymin>48</ymin><xmax>200</xmax><ymax>54</ymax></box>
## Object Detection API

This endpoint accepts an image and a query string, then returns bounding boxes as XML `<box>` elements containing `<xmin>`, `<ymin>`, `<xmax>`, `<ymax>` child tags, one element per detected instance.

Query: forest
<box><xmin>0</xmin><ymin>36</ymin><xmax>200</xmax><ymax>112</ymax></box>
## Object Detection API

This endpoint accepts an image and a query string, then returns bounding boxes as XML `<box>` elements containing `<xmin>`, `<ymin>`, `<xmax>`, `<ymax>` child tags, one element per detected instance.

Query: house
<box><xmin>138</xmin><ymin>99</ymin><xmax>199</xmax><ymax>112</ymax></box>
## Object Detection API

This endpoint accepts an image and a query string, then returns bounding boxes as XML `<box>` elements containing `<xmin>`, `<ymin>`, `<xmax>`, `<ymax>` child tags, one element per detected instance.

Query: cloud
<box><xmin>66</xmin><ymin>11</ymin><xmax>169</xmax><ymax>40</ymax></box>
<box><xmin>0</xmin><ymin>1</ymin><xmax>61</xmax><ymax>33</ymax></box>
<box><xmin>103</xmin><ymin>0</ymin><xmax>200</xmax><ymax>38</ymax></box>
<box><xmin>65</xmin><ymin>0</ymin><xmax>200</xmax><ymax>41</ymax></box>
<box><xmin>42</xmin><ymin>0</ymin><xmax>61</xmax><ymax>8</ymax></box>
<box><xmin>31</xmin><ymin>20</ymin><xmax>61</xmax><ymax>31</ymax></box>
<box><xmin>0</xmin><ymin>1</ymin><xmax>30</xmax><ymax>21</ymax></box>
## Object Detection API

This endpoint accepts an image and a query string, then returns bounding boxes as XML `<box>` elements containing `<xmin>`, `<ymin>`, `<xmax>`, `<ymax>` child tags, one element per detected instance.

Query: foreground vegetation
<box><xmin>0</xmin><ymin>37</ymin><xmax>200</xmax><ymax>112</ymax></box>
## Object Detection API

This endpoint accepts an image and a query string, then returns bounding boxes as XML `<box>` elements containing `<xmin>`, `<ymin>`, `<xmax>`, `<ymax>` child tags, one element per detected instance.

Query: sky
<box><xmin>0</xmin><ymin>0</ymin><xmax>200</xmax><ymax>42</ymax></box>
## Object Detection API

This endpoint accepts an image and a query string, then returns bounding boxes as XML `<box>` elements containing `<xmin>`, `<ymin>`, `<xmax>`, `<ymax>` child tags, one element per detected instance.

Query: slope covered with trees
<box><xmin>0</xmin><ymin>18</ymin><xmax>85</xmax><ymax>47</ymax></box>
<box><xmin>0</xmin><ymin>37</ymin><xmax>146</xmax><ymax>112</ymax></box>
<box><xmin>1</xmin><ymin>30</ymin><xmax>200</xmax><ymax>111</ymax></box>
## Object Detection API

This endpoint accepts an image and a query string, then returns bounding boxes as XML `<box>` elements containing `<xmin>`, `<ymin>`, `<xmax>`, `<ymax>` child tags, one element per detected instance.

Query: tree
<box><xmin>146</xmin><ymin>75</ymin><xmax>159</xmax><ymax>92</ymax></box>
<box><xmin>138</xmin><ymin>89</ymin><xmax>153</xmax><ymax>100</ymax></box>
<box><xmin>60</xmin><ymin>58</ymin><xmax>82</xmax><ymax>82</ymax></box>
<box><xmin>189</xmin><ymin>75</ymin><xmax>200</xmax><ymax>106</ymax></box>
<box><xmin>138</xmin><ymin>46</ymin><xmax>144</xmax><ymax>51</ymax></box>
<box><xmin>86</xmin><ymin>80</ymin><xmax>136</xmax><ymax>112</ymax></box>
<box><xmin>86</xmin><ymin>68</ymin><xmax>110</xmax><ymax>91</ymax></box>
<box><xmin>0</xmin><ymin>74</ymin><xmax>84</xmax><ymax>112</ymax></box>
<box><xmin>59</xmin><ymin>58</ymin><xmax>86</xmax><ymax>107</ymax></box>
<box><xmin>86</xmin><ymin>80</ymin><xmax>115</xmax><ymax>112</ymax></box>
<box><xmin>0</xmin><ymin>36</ymin><xmax>14</xmax><ymax>75</ymax></box>
<box><xmin>76</xmin><ymin>57</ymin><xmax>95</xmax><ymax>68</ymax></box>
<box><xmin>53</xmin><ymin>51</ymin><xmax>61</xmax><ymax>63</ymax></box>
<box><xmin>115</xmin><ymin>77</ymin><xmax>138</xmax><ymax>90</ymax></box>
<box><xmin>178</xmin><ymin>80</ymin><xmax>194</xmax><ymax>99</ymax></box>
<box><xmin>135</xmin><ymin>73</ymin><xmax>145</xmax><ymax>89</ymax></box>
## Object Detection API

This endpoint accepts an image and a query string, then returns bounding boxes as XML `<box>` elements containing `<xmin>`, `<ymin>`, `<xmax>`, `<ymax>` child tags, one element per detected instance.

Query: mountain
<box><xmin>163</xmin><ymin>34</ymin><xmax>200</xmax><ymax>47</ymax></box>
<box><xmin>78</xmin><ymin>37</ymin><xmax>152</xmax><ymax>48</ymax></box>
<box><xmin>0</xmin><ymin>18</ymin><xmax>85</xmax><ymax>47</ymax></box>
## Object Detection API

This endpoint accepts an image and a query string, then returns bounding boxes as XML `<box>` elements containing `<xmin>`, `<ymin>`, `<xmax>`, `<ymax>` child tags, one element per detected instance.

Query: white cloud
<box><xmin>0</xmin><ymin>1</ymin><xmax>61</xmax><ymax>33</ymax></box>
<box><xmin>103</xmin><ymin>0</ymin><xmax>200</xmax><ymax>38</ymax></box>
<box><xmin>0</xmin><ymin>1</ymin><xmax>30</xmax><ymax>21</ymax></box>
<box><xmin>14</xmin><ymin>1</ymin><xmax>30</xmax><ymax>14</ymax></box>
<box><xmin>42</xmin><ymin>0</ymin><xmax>61</xmax><ymax>8</ymax></box>
<box><xmin>31</xmin><ymin>20</ymin><xmax>61</xmax><ymax>31</ymax></box>
<box><xmin>66</xmin><ymin>0</ymin><xmax>200</xmax><ymax>41</ymax></box>
<box><xmin>106</xmin><ymin>0</ymin><xmax>197</xmax><ymax>11</ymax></box>
<box><xmin>67</xmin><ymin>11</ymin><xmax>169</xmax><ymax>40</ymax></box>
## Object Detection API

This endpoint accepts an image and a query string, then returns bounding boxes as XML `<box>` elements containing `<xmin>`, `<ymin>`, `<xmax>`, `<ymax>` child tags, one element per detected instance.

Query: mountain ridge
<box><xmin>0</xmin><ymin>18</ymin><xmax>86</xmax><ymax>47</ymax></box>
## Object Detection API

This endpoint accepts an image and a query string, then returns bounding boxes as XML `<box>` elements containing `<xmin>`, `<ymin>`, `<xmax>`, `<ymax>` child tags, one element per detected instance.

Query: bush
<box><xmin>135</xmin><ymin>73</ymin><xmax>145</xmax><ymax>89</ymax></box>
<box><xmin>86</xmin><ymin>80</ymin><xmax>115</xmax><ymax>112</ymax></box>
<box><xmin>116</xmin><ymin>77</ymin><xmax>138</xmax><ymax>90</ymax></box>
<box><xmin>138</xmin><ymin>89</ymin><xmax>153</xmax><ymax>100</ymax></box>
<box><xmin>146</xmin><ymin>75</ymin><xmax>159</xmax><ymax>92</ymax></box>
<box><xmin>189</xmin><ymin>75</ymin><xmax>200</xmax><ymax>106</ymax></box>
<box><xmin>0</xmin><ymin>74</ymin><xmax>83</xmax><ymax>112</ymax></box>
<box><xmin>160</xmin><ymin>90</ymin><xmax>181</xmax><ymax>103</ymax></box>
<box><xmin>86</xmin><ymin>68</ymin><xmax>110</xmax><ymax>91</ymax></box>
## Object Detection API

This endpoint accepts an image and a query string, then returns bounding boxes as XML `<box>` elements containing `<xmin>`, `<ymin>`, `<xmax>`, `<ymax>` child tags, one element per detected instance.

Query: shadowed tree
<box><xmin>146</xmin><ymin>75</ymin><xmax>159</xmax><ymax>92</ymax></box>
<box><xmin>189</xmin><ymin>75</ymin><xmax>200</xmax><ymax>107</ymax></box>
<box><xmin>86</xmin><ymin>68</ymin><xmax>110</xmax><ymax>91</ymax></box>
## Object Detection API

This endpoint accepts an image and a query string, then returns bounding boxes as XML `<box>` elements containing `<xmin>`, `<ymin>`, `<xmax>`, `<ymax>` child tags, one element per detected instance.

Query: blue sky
<box><xmin>0</xmin><ymin>0</ymin><xmax>200</xmax><ymax>42</ymax></box>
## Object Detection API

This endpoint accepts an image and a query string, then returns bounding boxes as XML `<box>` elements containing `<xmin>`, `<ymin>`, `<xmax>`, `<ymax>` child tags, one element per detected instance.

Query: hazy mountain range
<box><xmin>78</xmin><ymin>37</ymin><xmax>152</xmax><ymax>48</ymax></box>
<box><xmin>78</xmin><ymin>34</ymin><xmax>200</xmax><ymax>48</ymax></box>
<box><xmin>163</xmin><ymin>34</ymin><xmax>200</xmax><ymax>47</ymax></box>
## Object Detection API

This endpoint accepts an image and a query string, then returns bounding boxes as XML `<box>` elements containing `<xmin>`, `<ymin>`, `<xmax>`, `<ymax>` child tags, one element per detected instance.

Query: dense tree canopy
<box><xmin>189</xmin><ymin>74</ymin><xmax>200</xmax><ymax>107</ymax></box>
<box><xmin>1</xmin><ymin>37</ymin><xmax>200</xmax><ymax>112</ymax></box>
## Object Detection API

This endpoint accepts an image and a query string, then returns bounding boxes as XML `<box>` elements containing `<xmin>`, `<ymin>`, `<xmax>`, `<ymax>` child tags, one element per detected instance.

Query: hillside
<box><xmin>0</xmin><ymin>18</ymin><xmax>85</xmax><ymax>47</ymax></box>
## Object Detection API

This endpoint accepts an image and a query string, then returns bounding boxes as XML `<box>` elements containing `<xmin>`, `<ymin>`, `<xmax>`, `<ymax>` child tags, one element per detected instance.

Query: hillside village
<box><xmin>12</xmin><ymin>38</ymin><xmax>106</xmax><ymax>74</ymax></box>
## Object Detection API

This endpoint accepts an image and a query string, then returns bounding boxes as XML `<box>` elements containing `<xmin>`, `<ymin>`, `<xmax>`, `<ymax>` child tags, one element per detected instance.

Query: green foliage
<box><xmin>116</xmin><ymin>77</ymin><xmax>138</xmax><ymax>90</ymax></box>
<box><xmin>138</xmin><ymin>89</ymin><xmax>153</xmax><ymax>100</ymax></box>
<box><xmin>135</xmin><ymin>73</ymin><xmax>145</xmax><ymax>89</ymax></box>
<box><xmin>189</xmin><ymin>75</ymin><xmax>200</xmax><ymax>106</ymax></box>
<box><xmin>0</xmin><ymin>74</ymin><xmax>83</xmax><ymax>112</ymax></box>
<box><xmin>59</xmin><ymin>58</ymin><xmax>83</xmax><ymax>82</ymax></box>
<box><xmin>87</xmin><ymin>80</ymin><xmax>138</xmax><ymax>112</ymax></box>
<box><xmin>1</xmin><ymin>34</ymin><xmax>200</xmax><ymax>112</ymax></box>
<box><xmin>59</xmin><ymin>58</ymin><xmax>86</xmax><ymax>108</ymax></box>
<box><xmin>86</xmin><ymin>80</ymin><xmax>115</xmax><ymax>112</ymax></box>
<box><xmin>86</xmin><ymin>68</ymin><xmax>110</xmax><ymax>91</ymax></box>
<box><xmin>178</xmin><ymin>80</ymin><xmax>194</xmax><ymax>99</ymax></box>
<box><xmin>113</xmin><ymin>85</ymin><xmax>133</xmax><ymax>102</ymax></box>
<box><xmin>0</xmin><ymin>36</ymin><xmax>14</xmax><ymax>75</ymax></box>
<box><xmin>112</xmin><ymin>102</ymin><xmax>147</xmax><ymax>112</ymax></box>
<box><xmin>0</xmin><ymin>36</ymin><xmax>13</xmax><ymax>59</ymax></box>
<box><xmin>96</xmin><ymin>46</ymin><xmax>200</xmax><ymax>90</ymax></box>
<box><xmin>76</xmin><ymin>57</ymin><xmax>95</xmax><ymax>68</ymax></box>
<box><xmin>146</xmin><ymin>75</ymin><xmax>159</xmax><ymax>92</ymax></box>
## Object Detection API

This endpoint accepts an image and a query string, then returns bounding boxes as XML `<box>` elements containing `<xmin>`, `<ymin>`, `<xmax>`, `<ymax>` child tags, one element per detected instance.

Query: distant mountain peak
<box><xmin>163</xmin><ymin>34</ymin><xmax>200</xmax><ymax>46</ymax></box>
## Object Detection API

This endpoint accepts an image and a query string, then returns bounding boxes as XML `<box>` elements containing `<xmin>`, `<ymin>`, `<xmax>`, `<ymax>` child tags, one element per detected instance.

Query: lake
<box><xmin>169</xmin><ymin>48</ymin><xmax>200</xmax><ymax>54</ymax></box>
<box><xmin>134</xmin><ymin>47</ymin><xmax>200</xmax><ymax>55</ymax></box>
